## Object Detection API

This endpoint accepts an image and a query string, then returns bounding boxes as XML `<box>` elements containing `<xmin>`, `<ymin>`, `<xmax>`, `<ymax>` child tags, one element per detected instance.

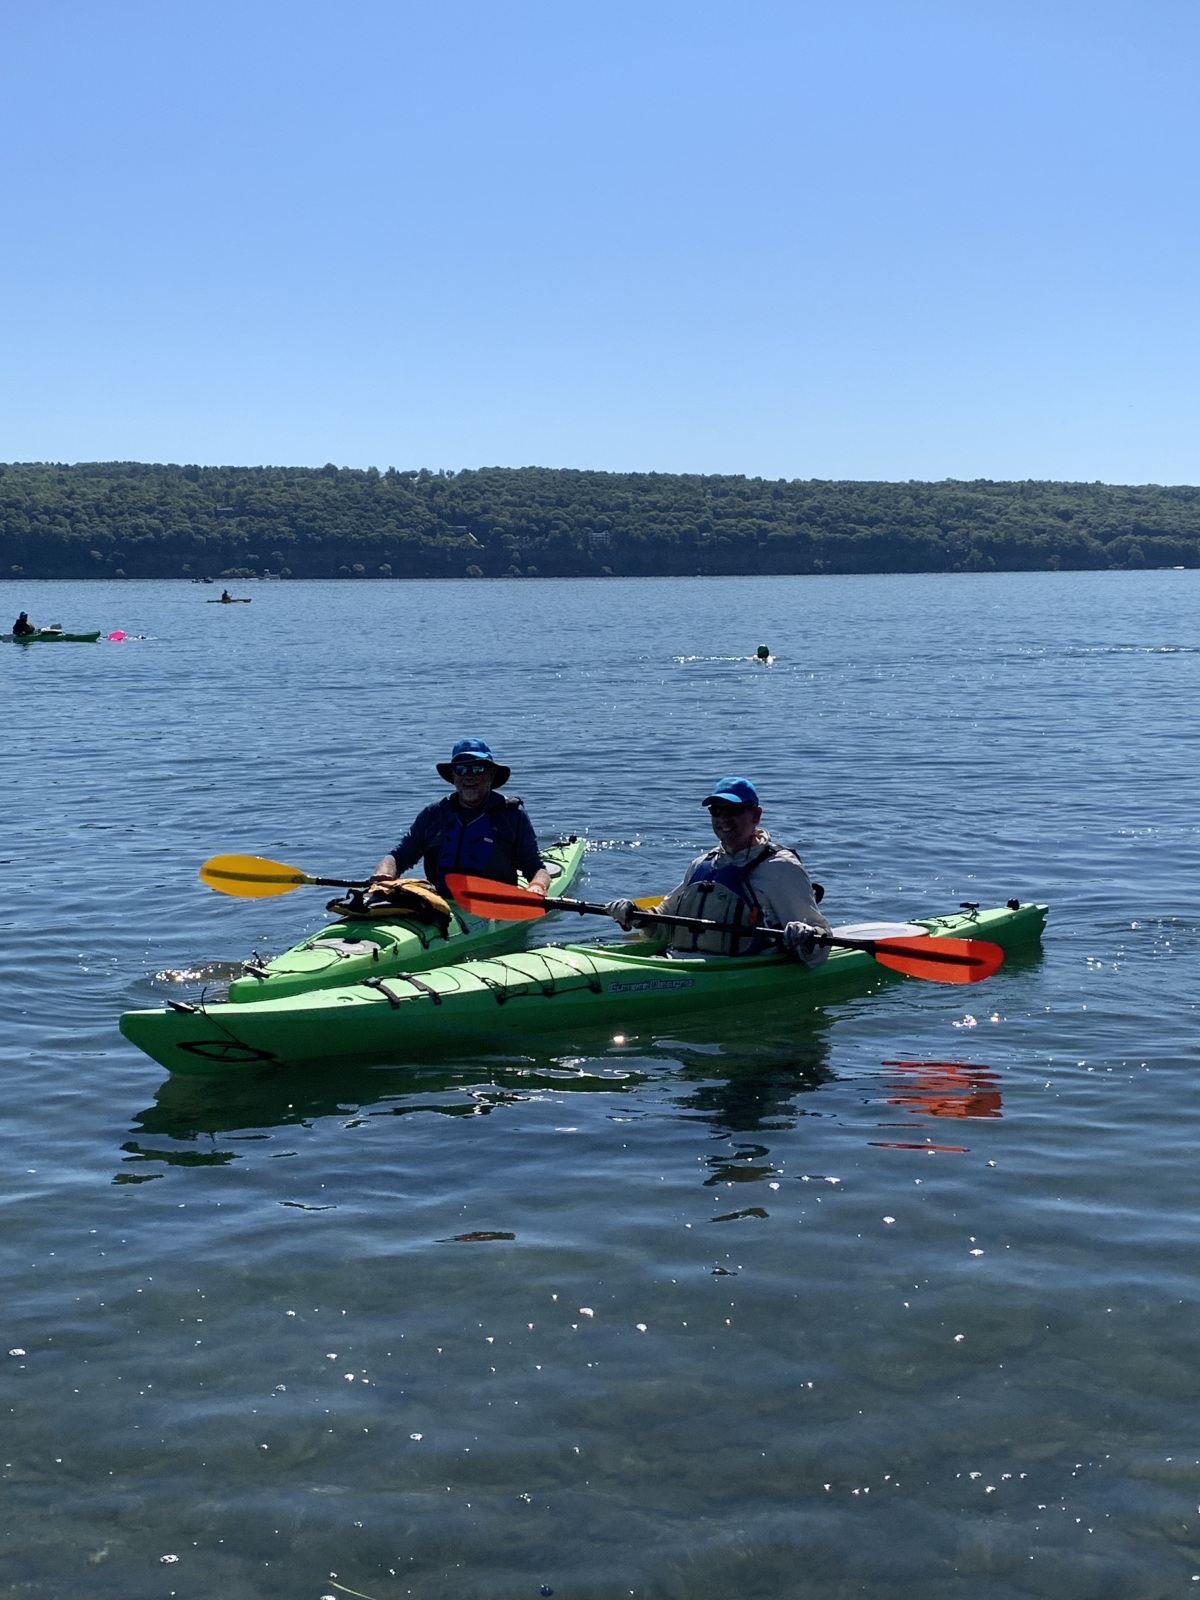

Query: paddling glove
<box><xmin>783</xmin><ymin>920</ymin><xmax>825</xmax><ymax>957</ymax></box>
<box><xmin>605</xmin><ymin>899</ymin><xmax>638</xmax><ymax>931</ymax></box>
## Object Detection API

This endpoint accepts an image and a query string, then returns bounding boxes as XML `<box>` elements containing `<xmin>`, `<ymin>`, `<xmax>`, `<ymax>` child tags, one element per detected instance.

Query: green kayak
<box><xmin>120</xmin><ymin>900</ymin><xmax>1047</xmax><ymax>1076</ymax></box>
<box><xmin>4</xmin><ymin>630</ymin><xmax>101</xmax><ymax>643</ymax></box>
<box><xmin>225</xmin><ymin>836</ymin><xmax>587</xmax><ymax>1003</ymax></box>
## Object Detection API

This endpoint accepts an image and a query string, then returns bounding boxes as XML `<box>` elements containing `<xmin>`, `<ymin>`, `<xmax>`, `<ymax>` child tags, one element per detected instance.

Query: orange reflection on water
<box><xmin>880</xmin><ymin>1059</ymin><xmax>1002</xmax><ymax>1120</ymax></box>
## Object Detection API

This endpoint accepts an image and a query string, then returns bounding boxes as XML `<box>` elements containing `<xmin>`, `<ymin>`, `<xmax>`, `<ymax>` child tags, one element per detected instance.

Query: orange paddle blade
<box><xmin>446</xmin><ymin>874</ymin><xmax>549</xmax><ymax>920</ymax></box>
<box><xmin>870</xmin><ymin>936</ymin><xmax>1003</xmax><ymax>984</ymax></box>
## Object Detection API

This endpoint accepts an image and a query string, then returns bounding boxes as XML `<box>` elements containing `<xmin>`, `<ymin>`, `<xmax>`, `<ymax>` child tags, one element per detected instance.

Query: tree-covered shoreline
<box><xmin>2</xmin><ymin>461</ymin><xmax>1198</xmax><ymax>580</ymax></box>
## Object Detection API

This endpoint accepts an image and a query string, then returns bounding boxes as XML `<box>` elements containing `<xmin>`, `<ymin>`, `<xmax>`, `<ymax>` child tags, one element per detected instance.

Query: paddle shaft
<box><xmin>199</xmin><ymin>864</ymin><xmax>365</xmax><ymax>891</ymax></box>
<box><xmin>553</xmin><ymin>895</ymin><xmax>972</xmax><ymax>967</ymax></box>
<box><xmin>444</xmin><ymin>872</ymin><xmax>1004</xmax><ymax>983</ymax></box>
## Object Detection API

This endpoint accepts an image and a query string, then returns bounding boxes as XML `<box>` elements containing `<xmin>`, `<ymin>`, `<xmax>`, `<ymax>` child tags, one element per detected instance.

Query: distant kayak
<box><xmin>207</xmin><ymin>598</ymin><xmax>252</xmax><ymax>604</ymax></box>
<box><xmin>4</xmin><ymin>630</ymin><xmax>101</xmax><ymax>643</ymax></box>
<box><xmin>226</xmin><ymin>837</ymin><xmax>587</xmax><ymax>1003</ymax></box>
<box><xmin>120</xmin><ymin>899</ymin><xmax>1047</xmax><ymax>1076</ymax></box>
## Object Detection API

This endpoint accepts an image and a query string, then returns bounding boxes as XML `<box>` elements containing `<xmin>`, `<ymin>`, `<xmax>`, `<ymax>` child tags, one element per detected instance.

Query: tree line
<box><xmin>2</xmin><ymin>460</ymin><xmax>1198</xmax><ymax>579</ymax></box>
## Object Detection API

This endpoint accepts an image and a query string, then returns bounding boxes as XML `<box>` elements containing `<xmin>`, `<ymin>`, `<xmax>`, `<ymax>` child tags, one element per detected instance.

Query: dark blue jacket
<box><xmin>392</xmin><ymin>793</ymin><xmax>545</xmax><ymax>894</ymax></box>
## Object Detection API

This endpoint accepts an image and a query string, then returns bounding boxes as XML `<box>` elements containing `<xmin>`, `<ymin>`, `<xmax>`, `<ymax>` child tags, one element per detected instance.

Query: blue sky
<box><xmin>1</xmin><ymin>0</ymin><xmax>1197</xmax><ymax>481</ymax></box>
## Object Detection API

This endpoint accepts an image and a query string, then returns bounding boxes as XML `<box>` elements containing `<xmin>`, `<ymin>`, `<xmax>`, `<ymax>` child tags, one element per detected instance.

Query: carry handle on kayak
<box><xmin>445</xmin><ymin>873</ymin><xmax>1004</xmax><ymax>985</ymax></box>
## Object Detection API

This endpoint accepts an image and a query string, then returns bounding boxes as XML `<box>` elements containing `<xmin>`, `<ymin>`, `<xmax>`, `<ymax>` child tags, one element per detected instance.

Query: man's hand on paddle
<box><xmin>606</xmin><ymin>898</ymin><xmax>638</xmax><ymax>930</ymax></box>
<box><xmin>783</xmin><ymin>920</ymin><xmax>826</xmax><ymax>958</ymax></box>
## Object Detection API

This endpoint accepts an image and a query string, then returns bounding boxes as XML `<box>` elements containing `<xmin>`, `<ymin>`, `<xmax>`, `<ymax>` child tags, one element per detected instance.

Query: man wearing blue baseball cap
<box><xmin>369</xmin><ymin>738</ymin><xmax>551</xmax><ymax>900</ymax></box>
<box><xmin>607</xmin><ymin>776</ymin><xmax>830</xmax><ymax>962</ymax></box>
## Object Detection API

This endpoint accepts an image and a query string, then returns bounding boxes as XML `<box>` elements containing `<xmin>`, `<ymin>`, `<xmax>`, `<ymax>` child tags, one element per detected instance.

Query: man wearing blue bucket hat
<box><xmin>606</xmin><ymin>776</ymin><xmax>830</xmax><ymax>962</ymax></box>
<box><xmin>370</xmin><ymin>738</ymin><xmax>551</xmax><ymax>900</ymax></box>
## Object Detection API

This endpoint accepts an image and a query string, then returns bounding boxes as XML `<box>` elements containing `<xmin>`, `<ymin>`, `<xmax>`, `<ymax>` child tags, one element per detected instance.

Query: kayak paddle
<box><xmin>199</xmin><ymin>853</ymin><xmax>367</xmax><ymax>900</ymax></box>
<box><xmin>445</xmin><ymin>873</ymin><xmax>1004</xmax><ymax>984</ymax></box>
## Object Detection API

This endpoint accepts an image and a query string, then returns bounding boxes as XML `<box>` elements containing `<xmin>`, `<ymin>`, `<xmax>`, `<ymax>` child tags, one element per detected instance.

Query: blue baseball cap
<box><xmin>436</xmin><ymin>737</ymin><xmax>511</xmax><ymax>787</ymax></box>
<box><xmin>703</xmin><ymin>776</ymin><xmax>760</xmax><ymax>809</ymax></box>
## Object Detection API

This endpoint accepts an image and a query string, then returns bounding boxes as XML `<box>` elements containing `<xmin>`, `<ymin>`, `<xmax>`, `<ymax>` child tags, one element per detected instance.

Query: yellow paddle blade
<box><xmin>199</xmin><ymin>854</ymin><xmax>314</xmax><ymax>899</ymax></box>
<box><xmin>633</xmin><ymin>894</ymin><xmax>664</xmax><ymax>910</ymax></box>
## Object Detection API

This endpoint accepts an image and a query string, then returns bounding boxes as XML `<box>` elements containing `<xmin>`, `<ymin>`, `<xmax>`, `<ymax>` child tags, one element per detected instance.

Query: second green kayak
<box><xmin>226</xmin><ymin>836</ymin><xmax>587</xmax><ymax>1003</ymax></box>
<box><xmin>121</xmin><ymin>900</ymin><xmax>1047</xmax><ymax>1076</ymax></box>
<box><xmin>4</xmin><ymin>630</ymin><xmax>101</xmax><ymax>643</ymax></box>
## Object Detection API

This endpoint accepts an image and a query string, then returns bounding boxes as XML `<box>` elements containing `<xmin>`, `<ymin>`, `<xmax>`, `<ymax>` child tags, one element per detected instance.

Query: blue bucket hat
<box><xmin>702</xmin><ymin>776</ymin><xmax>760</xmax><ymax>809</ymax></box>
<box><xmin>436</xmin><ymin>737</ymin><xmax>511</xmax><ymax>788</ymax></box>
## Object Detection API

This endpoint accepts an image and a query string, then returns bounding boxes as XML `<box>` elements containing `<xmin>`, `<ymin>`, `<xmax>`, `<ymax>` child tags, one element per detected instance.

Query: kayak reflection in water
<box><xmin>606</xmin><ymin>776</ymin><xmax>832</xmax><ymax>962</ymax></box>
<box><xmin>369</xmin><ymin>737</ymin><xmax>552</xmax><ymax>902</ymax></box>
<box><xmin>12</xmin><ymin>612</ymin><xmax>36</xmax><ymax>636</ymax></box>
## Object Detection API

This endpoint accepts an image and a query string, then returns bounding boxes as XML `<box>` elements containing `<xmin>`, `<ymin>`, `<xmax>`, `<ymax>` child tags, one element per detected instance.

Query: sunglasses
<box><xmin>452</xmin><ymin>761</ymin><xmax>492</xmax><ymax>776</ymax></box>
<box><xmin>708</xmin><ymin>802</ymin><xmax>749</xmax><ymax>818</ymax></box>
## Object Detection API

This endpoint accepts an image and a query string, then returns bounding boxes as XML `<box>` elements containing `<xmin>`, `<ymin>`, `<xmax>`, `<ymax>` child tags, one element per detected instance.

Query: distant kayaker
<box><xmin>370</xmin><ymin>738</ymin><xmax>552</xmax><ymax>900</ymax></box>
<box><xmin>606</xmin><ymin>777</ymin><xmax>830</xmax><ymax>963</ymax></box>
<box><xmin>12</xmin><ymin>612</ymin><xmax>36</xmax><ymax>636</ymax></box>
<box><xmin>220</xmin><ymin>589</ymin><xmax>233</xmax><ymax>602</ymax></box>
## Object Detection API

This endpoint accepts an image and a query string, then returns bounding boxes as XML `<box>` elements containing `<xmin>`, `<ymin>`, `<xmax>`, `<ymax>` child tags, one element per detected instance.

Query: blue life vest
<box><xmin>437</xmin><ymin>804</ymin><xmax>500</xmax><ymax>877</ymax></box>
<box><xmin>675</xmin><ymin>843</ymin><xmax>779</xmax><ymax>956</ymax></box>
<box><xmin>426</xmin><ymin>795</ymin><xmax>530</xmax><ymax>890</ymax></box>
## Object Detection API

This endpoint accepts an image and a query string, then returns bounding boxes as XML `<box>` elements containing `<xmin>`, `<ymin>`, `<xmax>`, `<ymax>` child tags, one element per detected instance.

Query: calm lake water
<box><xmin>2</xmin><ymin>571</ymin><xmax>1198</xmax><ymax>1599</ymax></box>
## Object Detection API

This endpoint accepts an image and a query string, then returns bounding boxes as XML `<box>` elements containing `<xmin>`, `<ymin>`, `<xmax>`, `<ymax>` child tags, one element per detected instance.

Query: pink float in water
<box><xmin>107</xmin><ymin>630</ymin><xmax>126</xmax><ymax>641</ymax></box>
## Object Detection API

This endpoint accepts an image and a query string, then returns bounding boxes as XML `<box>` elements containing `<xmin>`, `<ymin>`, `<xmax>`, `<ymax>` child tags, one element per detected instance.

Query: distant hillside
<box><xmin>2</xmin><ymin>461</ymin><xmax>1198</xmax><ymax>578</ymax></box>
